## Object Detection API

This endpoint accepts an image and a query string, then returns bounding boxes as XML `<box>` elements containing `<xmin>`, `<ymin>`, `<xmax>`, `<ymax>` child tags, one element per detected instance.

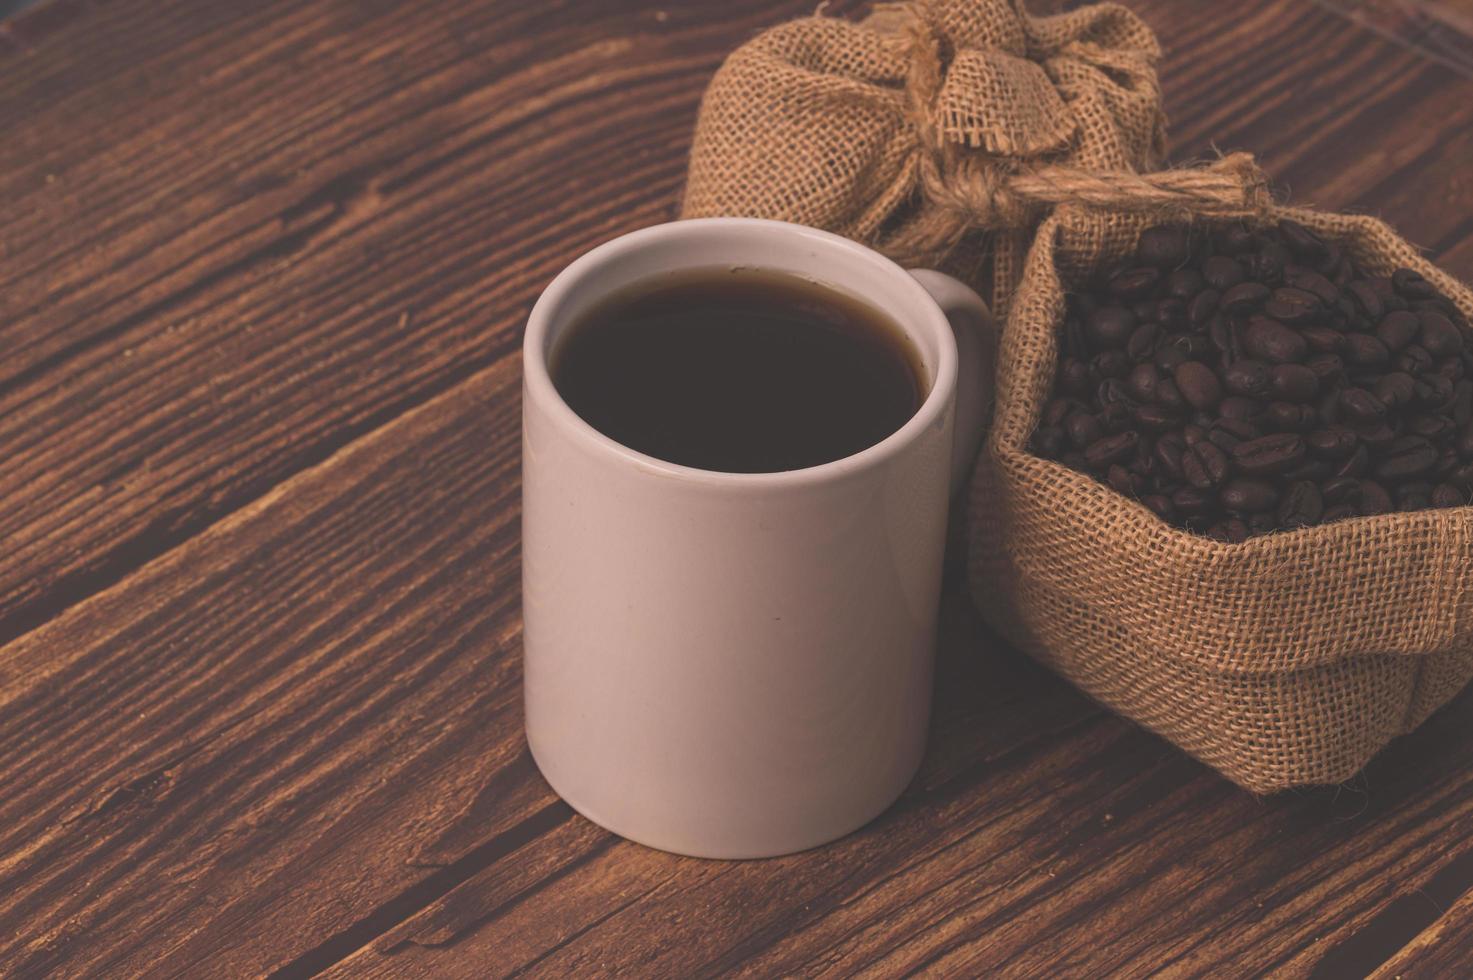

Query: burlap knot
<box><xmin>682</xmin><ymin>0</ymin><xmax>1229</xmax><ymax>313</ymax></box>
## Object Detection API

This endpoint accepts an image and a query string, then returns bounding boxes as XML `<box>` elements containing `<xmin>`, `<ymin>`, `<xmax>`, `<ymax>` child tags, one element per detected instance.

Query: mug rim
<box><xmin>522</xmin><ymin>217</ymin><xmax>959</xmax><ymax>488</ymax></box>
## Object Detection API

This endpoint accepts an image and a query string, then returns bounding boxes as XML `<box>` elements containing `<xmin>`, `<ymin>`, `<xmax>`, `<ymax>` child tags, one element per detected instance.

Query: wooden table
<box><xmin>2</xmin><ymin>0</ymin><xmax>1472</xmax><ymax>976</ymax></box>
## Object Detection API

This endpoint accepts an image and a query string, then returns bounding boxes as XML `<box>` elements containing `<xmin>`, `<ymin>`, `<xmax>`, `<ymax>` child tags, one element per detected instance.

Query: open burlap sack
<box><xmin>972</xmin><ymin>198</ymin><xmax>1473</xmax><ymax>793</ymax></box>
<box><xmin>681</xmin><ymin>0</ymin><xmax>1169</xmax><ymax>317</ymax></box>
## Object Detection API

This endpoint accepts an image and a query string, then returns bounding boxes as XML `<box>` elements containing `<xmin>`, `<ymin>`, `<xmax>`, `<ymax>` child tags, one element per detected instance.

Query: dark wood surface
<box><xmin>1</xmin><ymin>0</ymin><xmax>1472</xmax><ymax>976</ymax></box>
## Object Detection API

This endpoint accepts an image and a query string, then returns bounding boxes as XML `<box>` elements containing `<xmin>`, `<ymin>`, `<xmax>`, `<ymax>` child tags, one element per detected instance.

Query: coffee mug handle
<box><xmin>908</xmin><ymin>269</ymin><xmax>994</xmax><ymax>496</ymax></box>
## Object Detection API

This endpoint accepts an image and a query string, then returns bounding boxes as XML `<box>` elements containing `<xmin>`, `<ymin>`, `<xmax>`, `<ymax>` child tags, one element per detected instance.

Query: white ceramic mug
<box><xmin>522</xmin><ymin>218</ymin><xmax>990</xmax><ymax>858</ymax></box>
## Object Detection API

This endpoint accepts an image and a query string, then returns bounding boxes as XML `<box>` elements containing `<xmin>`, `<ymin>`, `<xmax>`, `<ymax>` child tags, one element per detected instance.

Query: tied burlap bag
<box><xmin>681</xmin><ymin>0</ymin><xmax>1169</xmax><ymax>316</ymax></box>
<box><xmin>973</xmin><ymin>198</ymin><xmax>1473</xmax><ymax>793</ymax></box>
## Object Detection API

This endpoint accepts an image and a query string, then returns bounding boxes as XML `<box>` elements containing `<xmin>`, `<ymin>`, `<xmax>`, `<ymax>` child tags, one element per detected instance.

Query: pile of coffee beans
<box><xmin>1032</xmin><ymin>219</ymin><xmax>1472</xmax><ymax>541</ymax></box>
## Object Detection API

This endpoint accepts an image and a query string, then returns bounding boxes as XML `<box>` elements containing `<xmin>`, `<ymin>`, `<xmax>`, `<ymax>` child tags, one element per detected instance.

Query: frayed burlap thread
<box><xmin>681</xmin><ymin>0</ymin><xmax>1169</xmax><ymax>316</ymax></box>
<box><xmin>970</xmin><ymin>205</ymin><xmax>1473</xmax><ymax>793</ymax></box>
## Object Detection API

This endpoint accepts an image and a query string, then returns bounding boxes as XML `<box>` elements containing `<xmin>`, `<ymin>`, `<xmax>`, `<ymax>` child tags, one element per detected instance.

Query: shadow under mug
<box><xmin>522</xmin><ymin>218</ymin><xmax>991</xmax><ymax>858</ymax></box>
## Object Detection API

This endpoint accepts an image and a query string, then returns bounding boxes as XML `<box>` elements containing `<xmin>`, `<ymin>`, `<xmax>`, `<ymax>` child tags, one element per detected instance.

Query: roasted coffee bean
<box><xmin>1174</xmin><ymin>361</ymin><xmax>1222</xmax><ymax>410</ymax></box>
<box><xmin>1358</xmin><ymin>478</ymin><xmax>1393</xmax><ymax>515</ymax></box>
<box><xmin>1397</xmin><ymin>344</ymin><xmax>1435</xmax><ymax>376</ymax></box>
<box><xmin>1084</xmin><ymin>431</ymin><xmax>1139</xmax><ymax>467</ymax></box>
<box><xmin>1277</xmin><ymin>481</ymin><xmax>1324</xmax><ymax>528</ymax></box>
<box><xmin>1183</xmin><ymin>442</ymin><xmax>1230</xmax><ymax>489</ymax></box>
<box><xmin>1127</xmin><ymin>363</ymin><xmax>1160</xmax><ymax>402</ymax></box>
<box><xmin>1420</xmin><ymin>311</ymin><xmax>1465</xmax><ymax>357</ymax></box>
<box><xmin>1189</xmin><ymin>289</ymin><xmax>1221</xmax><ymax>327</ymax></box>
<box><xmin>1171</xmin><ymin>487</ymin><xmax>1216</xmax><ymax>517</ymax></box>
<box><xmin>1280</xmin><ymin>219</ymin><xmax>1328</xmax><ymax>260</ymax></box>
<box><xmin>1269</xmin><ymin>363</ymin><xmax>1318</xmax><ymax>402</ymax></box>
<box><xmin>1300</xmin><ymin>326</ymin><xmax>1345</xmax><ymax>354</ymax></box>
<box><xmin>1335</xmin><ymin>443</ymin><xmax>1371</xmax><ymax>479</ymax></box>
<box><xmin>1127</xmin><ymin>322</ymin><xmax>1160</xmax><ymax>360</ymax></box>
<box><xmin>1221</xmin><ymin>281</ymin><xmax>1271</xmax><ymax>314</ymax></box>
<box><xmin>1376</xmin><ymin>311</ymin><xmax>1420</xmax><ymax>351</ymax></box>
<box><xmin>1372</xmin><ymin>371</ymin><xmax>1417</xmax><ymax>409</ymax></box>
<box><xmin>1265</xmin><ymin>287</ymin><xmax>1322</xmax><ymax>324</ymax></box>
<box><xmin>1038</xmin><ymin>222</ymin><xmax>1468</xmax><ymax>539</ymax></box>
<box><xmin>1266</xmin><ymin>401</ymin><xmax>1315</xmax><ymax>431</ymax></box>
<box><xmin>1142</xmin><ymin>494</ymin><xmax>1174</xmax><ymax>520</ymax></box>
<box><xmin>1107</xmin><ymin>464</ymin><xmax>1137</xmax><ymax>496</ymax></box>
<box><xmin>1286</xmin><ymin>266</ymin><xmax>1341</xmax><ymax>307</ymax></box>
<box><xmin>1157</xmin><ymin>298</ymin><xmax>1188</xmax><ymax>330</ymax></box>
<box><xmin>1065</xmin><ymin>412</ymin><xmax>1103</xmax><ymax>449</ymax></box>
<box><xmin>1221</xmin><ymin>479</ymin><xmax>1278</xmax><ymax>513</ymax></box>
<box><xmin>1219</xmin><ymin>396</ymin><xmax>1263</xmax><ymax>421</ymax></box>
<box><xmin>1244</xmin><ymin>317</ymin><xmax>1308</xmax><ymax>363</ymax></box>
<box><xmin>1344</xmin><ymin>333</ymin><xmax>1391</xmax><ymax>367</ymax></box>
<box><xmin>1306</xmin><ymin>426</ymin><xmax>1359</xmax><ymax>459</ymax></box>
<box><xmin>1084</xmin><ymin>306</ymin><xmax>1136</xmax><ymax>350</ymax></box>
<box><xmin>1232</xmin><ymin>433</ymin><xmax>1306</xmax><ymax>475</ymax></box>
<box><xmin>1393</xmin><ymin>267</ymin><xmax>1438</xmax><ymax>300</ymax></box>
<box><xmin>1109</xmin><ymin>266</ymin><xmax>1162</xmax><ymax>299</ymax></box>
<box><xmin>1135</xmin><ymin>404</ymin><xmax>1178</xmax><ymax>431</ymax></box>
<box><xmin>1347</xmin><ymin>280</ymin><xmax>1385</xmax><ymax>320</ymax></box>
<box><xmin>1166</xmin><ymin>268</ymin><xmax>1205</xmax><ymax>299</ymax></box>
<box><xmin>1092</xmin><ymin>350</ymin><xmax>1131</xmax><ymax>379</ymax></box>
<box><xmin>1155</xmin><ymin>378</ymin><xmax>1186</xmax><ymax>412</ymax></box>
<box><xmin>1137</xmin><ymin>225</ymin><xmax>1191</xmax><ymax>269</ymax></box>
<box><xmin>1432</xmin><ymin>483</ymin><xmax>1465</xmax><ymax>508</ymax></box>
<box><xmin>1340</xmin><ymin>387</ymin><xmax>1387</xmax><ymax>423</ymax></box>
<box><xmin>1374</xmin><ymin>435</ymin><xmax>1439</xmax><ymax>480</ymax></box>
<box><xmin>1306</xmin><ymin>353</ymin><xmax>1345</xmax><ymax>387</ymax></box>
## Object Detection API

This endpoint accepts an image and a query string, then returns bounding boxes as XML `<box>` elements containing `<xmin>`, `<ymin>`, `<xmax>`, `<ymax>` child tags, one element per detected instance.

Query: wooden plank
<box><xmin>0</xmin><ymin>360</ymin><xmax>545</xmax><ymax>977</ymax></box>
<box><xmin>0</xmin><ymin>0</ymin><xmax>842</xmax><ymax>646</ymax></box>
<box><xmin>0</xmin><ymin>0</ymin><xmax>1471</xmax><ymax>976</ymax></box>
<box><xmin>1371</xmin><ymin>886</ymin><xmax>1473</xmax><ymax>979</ymax></box>
<box><xmin>1314</xmin><ymin>0</ymin><xmax>1473</xmax><ymax>78</ymax></box>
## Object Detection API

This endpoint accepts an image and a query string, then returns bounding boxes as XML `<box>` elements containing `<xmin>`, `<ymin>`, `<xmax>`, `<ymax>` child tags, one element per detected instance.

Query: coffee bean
<box><xmin>1280</xmin><ymin>219</ymin><xmax>1328</xmax><ymax>261</ymax></box>
<box><xmin>1221</xmin><ymin>282</ymin><xmax>1271</xmax><ymax>314</ymax></box>
<box><xmin>1155</xmin><ymin>378</ymin><xmax>1186</xmax><ymax>413</ymax></box>
<box><xmin>1340</xmin><ymin>387</ymin><xmax>1387</xmax><ymax>424</ymax></box>
<box><xmin>1358</xmin><ymin>478</ymin><xmax>1393</xmax><ymax>515</ymax></box>
<box><xmin>1109</xmin><ymin>266</ymin><xmax>1162</xmax><ymax>299</ymax></box>
<box><xmin>1183</xmin><ymin>441</ymin><xmax>1230</xmax><ymax>489</ymax></box>
<box><xmin>1221</xmin><ymin>479</ymin><xmax>1278</xmax><ymax>513</ymax></box>
<box><xmin>1174</xmin><ymin>361</ymin><xmax>1222</xmax><ymax>411</ymax></box>
<box><xmin>1347</xmin><ymin>280</ymin><xmax>1385</xmax><ymax>320</ymax></box>
<box><xmin>1306</xmin><ymin>426</ymin><xmax>1359</xmax><ymax>459</ymax></box>
<box><xmin>1374</xmin><ymin>435</ymin><xmax>1439</xmax><ymax>480</ymax></box>
<box><xmin>1232</xmin><ymin>433</ymin><xmax>1305</xmax><ymax>475</ymax></box>
<box><xmin>1086</xmin><ymin>306</ymin><xmax>1136</xmax><ymax>349</ymax></box>
<box><xmin>1420</xmin><ymin>311</ymin><xmax>1465</xmax><ymax>356</ymax></box>
<box><xmin>1189</xmin><ymin>289</ymin><xmax>1221</xmax><ymax>327</ymax></box>
<box><xmin>1244</xmin><ymin>317</ymin><xmax>1308</xmax><ymax>363</ymax></box>
<box><xmin>1432</xmin><ymin>483</ymin><xmax>1465</xmax><ymax>508</ymax></box>
<box><xmin>1397</xmin><ymin>344</ymin><xmax>1435</xmax><ymax>376</ymax></box>
<box><xmin>1084</xmin><ymin>431</ymin><xmax>1139</xmax><ymax>467</ymax></box>
<box><xmin>1127</xmin><ymin>322</ymin><xmax>1160</xmax><ymax>361</ymax></box>
<box><xmin>1128</xmin><ymin>363</ymin><xmax>1160</xmax><ymax>402</ymax></box>
<box><xmin>1065</xmin><ymin>412</ymin><xmax>1103</xmax><ymax>449</ymax></box>
<box><xmin>1265</xmin><ymin>287</ymin><xmax>1322</xmax><ymax>324</ymax></box>
<box><xmin>1344</xmin><ymin>333</ymin><xmax>1391</xmax><ymax>367</ymax></box>
<box><xmin>1224</xmin><ymin>359</ymin><xmax>1271</xmax><ymax>398</ymax></box>
<box><xmin>1393</xmin><ymin>267</ymin><xmax>1438</xmax><ymax>300</ymax></box>
<box><xmin>1277</xmin><ymin>481</ymin><xmax>1324</xmax><ymax>528</ymax></box>
<box><xmin>1300</xmin><ymin>326</ymin><xmax>1345</xmax><ymax>354</ymax></box>
<box><xmin>1269</xmin><ymin>363</ymin><xmax>1318</xmax><ymax>402</ymax></box>
<box><xmin>1039</xmin><ymin>222</ymin><xmax>1467</xmax><ymax>539</ymax></box>
<box><xmin>1220</xmin><ymin>396</ymin><xmax>1263</xmax><ymax>421</ymax></box>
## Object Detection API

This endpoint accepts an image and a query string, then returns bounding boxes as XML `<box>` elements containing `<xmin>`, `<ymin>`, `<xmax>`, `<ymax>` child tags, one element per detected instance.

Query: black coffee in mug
<box><xmin>551</xmin><ymin>268</ymin><xmax>925</xmax><ymax>473</ymax></box>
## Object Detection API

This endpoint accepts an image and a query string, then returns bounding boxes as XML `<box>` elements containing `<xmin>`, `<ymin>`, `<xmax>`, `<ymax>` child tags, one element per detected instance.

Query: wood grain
<box><xmin>1315</xmin><ymin>0</ymin><xmax>1473</xmax><ymax>78</ymax></box>
<box><xmin>0</xmin><ymin>0</ymin><xmax>1471</xmax><ymax>976</ymax></box>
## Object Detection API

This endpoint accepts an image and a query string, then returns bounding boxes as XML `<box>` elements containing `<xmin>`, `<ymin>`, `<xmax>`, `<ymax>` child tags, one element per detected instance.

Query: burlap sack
<box><xmin>681</xmin><ymin>0</ymin><xmax>1473</xmax><ymax>790</ymax></box>
<box><xmin>972</xmin><ymin>202</ymin><xmax>1473</xmax><ymax>793</ymax></box>
<box><xmin>681</xmin><ymin>0</ymin><xmax>1168</xmax><ymax>316</ymax></box>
